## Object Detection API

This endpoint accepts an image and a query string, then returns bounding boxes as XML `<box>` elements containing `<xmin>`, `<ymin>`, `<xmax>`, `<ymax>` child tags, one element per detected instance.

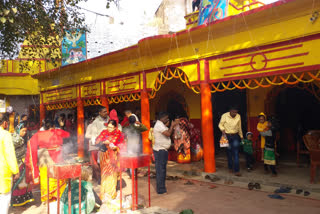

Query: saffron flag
<box><xmin>198</xmin><ymin>0</ymin><xmax>229</xmax><ymax>25</ymax></box>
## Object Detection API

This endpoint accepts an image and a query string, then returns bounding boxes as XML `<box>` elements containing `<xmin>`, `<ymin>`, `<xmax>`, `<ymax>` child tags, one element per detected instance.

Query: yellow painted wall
<box><xmin>246</xmin><ymin>86</ymin><xmax>274</xmax><ymax>117</ymax></box>
<box><xmin>228</xmin><ymin>0</ymin><xmax>266</xmax><ymax>16</ymax></box>
<box><xmin>0</xmin><ymin>33</ymin><xmax>61</xmax><ymax>95</ymax></box>
<box><xmin>0</xmin><ymin>76</ymin><xmax>39</xmax><ymax>95</ymax></box>
<box><xmin>37</xmin><ymin>0</ymin><xmax>320</xmax><ymax>92</ymax></box>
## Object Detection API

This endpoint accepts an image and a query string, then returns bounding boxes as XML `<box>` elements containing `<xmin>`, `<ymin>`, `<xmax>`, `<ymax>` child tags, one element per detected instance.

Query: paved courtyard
<box><xmin>9</xmin><ymin>175</ymin><xmax>320</xmax><ymax>214</ymax></box>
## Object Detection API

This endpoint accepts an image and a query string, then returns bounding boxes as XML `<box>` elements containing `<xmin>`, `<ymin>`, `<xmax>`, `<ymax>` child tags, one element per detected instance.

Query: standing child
<box><xmin>260</xmin><ymin>119</ymin><xmax>277</xmax><ymax>177</ymax></box>
<box><xmin>241</xmin><ymin>132</ymin><xmax>254</xmax><ymax>171</ymax></box>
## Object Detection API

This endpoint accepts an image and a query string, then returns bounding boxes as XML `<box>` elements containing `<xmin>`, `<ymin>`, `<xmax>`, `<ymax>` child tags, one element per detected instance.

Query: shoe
<box><xmin>157</xmin><ymin>191</ymin><xmax>168</xmax><ymax>195</ymax></box>
<box><xmin>205</xmin><ymin>175</ymin><xmax>211</xmax><ymax>180</ymax></box>
<box><xmin>296</xmin><ymin>189</ymin><xmax>303</xmax><ymax>194</ymax></box>
<box><xmin>254</xmin><ymin>183</ymin><xmax>261</xmax><ymax>190</ymax></box>
<box><xmin>205</xmin><ymin>175</ymin><xmax>220</xmax><ymax>182</ymax></box>
<box><xmin>268</xmin><ymin>194</ymin><xmax>285</xmax><ymax>200</ymax></box>
<box><xmin>210</xmin><ymin>176</ymin><xmax>221</xmax><ymax>182</ymax></box>
<box><xmin>247</xmin><ymin>168</ymin><xmax>251</xmax><ymax>172</ymax></box>
<box><xmin>173</xmin><ymin>176</ymin><xmax>180</xmax><ymax>181</ymax></box>
<box><xmin>275</xmin><ymin>186</ymin><xmax>291</xmax><ymax>193</ymax></box>
<box><xmin>209</xmin><ymin>185</ymin><xmax>217</xmax><ymax>189</ymax></box>
<box><xmin>304</xmin><ymin>191</ymin><xmax>310</xmax><ymax>196</ymax></box>
<box><xmin>224</xmin><ymin>179</ymin><xmax>234</xmax><ymax>185</ymax></box>
<box><xmin>234</xmin><ymin>172</ymin><xmax>241</xmax><ymax>177</ymax></box>
<box><xmin>166</xmin><ymin>176</ymin><xmax>174</xmax><ymax>180</ymax></box>
<box><xmin>184</xmin><ymin>180</ymin><xmax>194</xmax><ymax>185</ymax></box>
<box><xmin>248</xmin><ymin>182</ymin><xmax>255</xmax><ymax>190</ymax></box>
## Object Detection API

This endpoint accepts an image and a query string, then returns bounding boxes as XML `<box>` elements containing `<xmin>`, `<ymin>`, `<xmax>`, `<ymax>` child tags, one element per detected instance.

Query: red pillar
<box><xmin>101</xmin><ymin>95</ymin><xmax>109</xmax><ymax>113</ymax></box>
<box><xmin>40</xmin><ymin>103</ymin><xmax>45</xmax><ymax>127</ymax></box>
<box><xmin>77</xmin><ymin>98</ymin><xmax>85</xmax><ymax>158</ymax></box>
<box><xmin>141</xmin><ymin>90</ymin><xmax>151</xmax><ymax>154</ymax></box>
<box><xmin>201</xmin><ymin>60</ymin><xmax>216</xmax><ymax>173</ymax></box>
<box><xmin>141</xmin><ymin>72</ymin><xmax>151</xmax><ymax>154</ymax></box>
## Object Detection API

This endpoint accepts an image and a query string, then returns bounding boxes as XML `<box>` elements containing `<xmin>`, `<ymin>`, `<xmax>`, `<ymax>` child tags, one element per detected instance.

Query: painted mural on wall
<box><xmin>198</xmin><ymin>0</ymin><xmax>229</xmax><ymax>25</ymax></box>
<box><xmin>62</xmin><ymin>30</ymin><xmax>87</xmax><ymax>66</ymax></box>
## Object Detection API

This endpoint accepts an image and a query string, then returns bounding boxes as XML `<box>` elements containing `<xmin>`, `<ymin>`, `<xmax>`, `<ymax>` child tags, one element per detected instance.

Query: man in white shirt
<box><xmin>153</xmin><ymin>112</ymin><xmax>178</xmax><ymax>194</ymax></box>
<box><xmin>85</xmin><ymin>106</ymin><xmax>109</xmax><ymax>183</ymax></box>
<box><xmin>85</xmin><ymin>106</ymin><xmax>109</xmax><ymax>146</ymax></box>
<box><xmin>218</xmin><ymin>106</ymin><xmax>243</xmax><ymax>176</ymax></box>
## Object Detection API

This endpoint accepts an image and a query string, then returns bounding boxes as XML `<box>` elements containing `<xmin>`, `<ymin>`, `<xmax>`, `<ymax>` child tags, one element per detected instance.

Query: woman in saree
<box><xmin>25</xmin><ymin>119</ymin><xmax>70</xmax><ymax>202</ymax></box>
<box><xmin>95</xmin><ymin>119</ymin><xmax>125</xmax><ymax>201</ymax></box>
<box><xmin>11</xmin><ymin>122</ymin><xmax>34</xmax><ymax>207</ymax></box>
<box><xmin>257</xmin><ymin>112</ymin><xmax>268</xmax><ymax>161</ymax></box>
<box><xmin>173</xmin><ymin>117</ymin><xmax>191</xmax><ymax>164</ymax></box>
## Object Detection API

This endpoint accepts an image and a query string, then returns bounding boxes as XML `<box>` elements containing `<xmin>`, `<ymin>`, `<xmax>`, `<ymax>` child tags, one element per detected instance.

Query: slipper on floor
<box><xmin>254</xmin><ymin>183</ymin><xmax>261</xmax><ymax>190</ymax></box>
<box><xmin>205</xmin><ymin>175</ymin><xmax>211</xmax><ymax>180</ymax></box>
<box><xmin>205</xmin><ymin>175</ymin><xmax>220</xmax><ymax>182</ymax></box>
<box><xmin>209</xmin><ymin>185</ymin><xmax>217</xmax><ymax>189</ymax></box>
<box><xmin>274</xmin><ymin>187</ymin><xmax>291</xmax><ymax>193</ymax></box>
<box><xmin>268</xmin><ymin>194</ymin><xmax>285</xmax><ymax>200</ymax></box>
<box><xmin>248</xmin><ymin>182</ymin><xmax>255</xmax><ymax>190</ymax></box>
<box><xmin>184</xmin><ymin>180</ymin><xmax>195</xmax><ymax>185</ymax></box>
<box><xmin>224</xmin><ymin>180</ymin><xmax>234</xmax><ymax>185</ymax></box>
<box><xmin>166</xmin><ymin>176</ymin><xmax>174</xmax><ymax>180</ymax></box>
<box><xmin>304</xmin><ymin>191</ymin><xmax>310</xmax><ymax>196</ymax></box>
<box><xmin>210</xmin><ymin>176</ymin><xmax>221</xmax><ymax>182</ymax></box>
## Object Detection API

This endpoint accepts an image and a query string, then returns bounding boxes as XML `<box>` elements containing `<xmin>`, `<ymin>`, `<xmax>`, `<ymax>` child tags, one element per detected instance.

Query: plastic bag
<box><xmin>219</xmin><ymin>134</ymin><xmax>229</xmax><ymax>147</ymax></box>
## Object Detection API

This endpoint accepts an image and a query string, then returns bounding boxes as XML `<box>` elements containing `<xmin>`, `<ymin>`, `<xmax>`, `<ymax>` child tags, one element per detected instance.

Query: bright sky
<box><xmin>77</xmin><ymin>0</ymin><xmax>280</xmax><ymax>58</ymax></box>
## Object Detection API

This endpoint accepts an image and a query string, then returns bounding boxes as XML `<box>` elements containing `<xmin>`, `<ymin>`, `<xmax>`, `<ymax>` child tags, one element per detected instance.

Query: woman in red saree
<box><xmin>95</xmin><ymin>119</ymin><xmax>124</xmax><ymax>200</ymax></box>
<box><xmin>25</xmin><ymin>119</ymin><xmax>70</xmax><ymax>202</ymax></box>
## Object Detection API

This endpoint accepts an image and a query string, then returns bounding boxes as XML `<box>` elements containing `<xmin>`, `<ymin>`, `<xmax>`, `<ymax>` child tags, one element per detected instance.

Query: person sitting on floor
<box><xmin>60</xmin><ymin>166</ymin><xmax>101</xmax><ymax>214</ymax></box>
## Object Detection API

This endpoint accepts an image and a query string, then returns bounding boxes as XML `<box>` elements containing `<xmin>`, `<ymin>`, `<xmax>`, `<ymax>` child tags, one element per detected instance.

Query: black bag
<box><xmin>98</xmin><ymin>142</ymin><xmax>108</xmax><ymax>152</ymax></box>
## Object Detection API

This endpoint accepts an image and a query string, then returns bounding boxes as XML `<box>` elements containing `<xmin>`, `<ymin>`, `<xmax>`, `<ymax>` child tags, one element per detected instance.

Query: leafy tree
<box><xmin>0</xmin><ymin>0</ymin><xmax>115</xmax><ymax>63</ymax></box>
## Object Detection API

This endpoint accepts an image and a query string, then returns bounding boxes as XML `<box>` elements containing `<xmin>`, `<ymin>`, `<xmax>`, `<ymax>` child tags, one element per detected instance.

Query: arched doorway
<box><xmin>266</xmin><ymin>85</ymin><xmax>320</xmax><ymax>157</ymax></box>
<box><xmin>165</xmin><ymin>92</ymin><xmax>189</xmax><ymax>120</ymax></box>
<box><xmin>151</xmin><ymin>77</ymin><xmax>195</xmax><ymax>122</ymax></box>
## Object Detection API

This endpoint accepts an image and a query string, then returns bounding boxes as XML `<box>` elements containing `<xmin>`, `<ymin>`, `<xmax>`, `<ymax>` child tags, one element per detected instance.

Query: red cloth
<box><xmin>96</xmin><ymin>129</ymin><xmax>124</xmax><ymax>147</ymax></box>
<box><xmin>96</xmin><ymin>129</ymin><xmax>126</xmax><ymax>153</ymax></box>
<box><xmin>25</xmin><ymin>129</ymin><xmax>70</xmax><ymax>184</ymax></box>
<box><xmin>120</xmin><ymin>116</ymin><xmax>129</xmax><ymax>127</ymax></box>
<box><xmin>109</xmin><ymin>109</ymin><xmax>119</xmax><ymax>125</ymax></box>
<box><xmin>96</xmin><ymin>129</ymin><xmax>125</xmax><ymax>179</ymax></box>
<box><xmin>65</xmin><ymin>119</ymin><xmax>73</xmax><ymax>133</ymax></box>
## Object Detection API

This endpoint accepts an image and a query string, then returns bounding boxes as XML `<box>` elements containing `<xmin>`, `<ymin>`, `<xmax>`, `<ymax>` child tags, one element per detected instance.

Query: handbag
<box><xmin>219</xmin><ymin>134</ymin><xmax>229</xmax><ymax>147</ymax></box>
<box><xmin>89</xmin><ymin>142</ymin><xmax>108</xmax><ymax>152</ymax></box>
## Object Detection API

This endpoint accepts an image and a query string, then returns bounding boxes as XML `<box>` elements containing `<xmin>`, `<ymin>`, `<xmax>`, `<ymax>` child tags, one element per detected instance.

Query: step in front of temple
<box><xmin>148</xmin><ymin>161</ymin><xmax>320</xmax><ymax>194</ymax></box>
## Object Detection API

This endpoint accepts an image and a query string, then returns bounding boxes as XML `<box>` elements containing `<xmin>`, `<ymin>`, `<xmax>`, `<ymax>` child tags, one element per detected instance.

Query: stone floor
<box><xmin>9</xmin><ymin>174</ymin><xmax>320</xmax><ymax>214</ymax></box>
<box><xmin>131</xmin><ymin>207</ymin><xmax>178</xmax><ymax>214</ymax></box>
<box><xmin>9</xmin><ymin>153</ymin><xmax>320</xmax><ymax>213</ymax></box>
<box><xmin>151</xmin><ymin>153</ymin><xmax>320</xmax><ymax>193</ymax></box>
